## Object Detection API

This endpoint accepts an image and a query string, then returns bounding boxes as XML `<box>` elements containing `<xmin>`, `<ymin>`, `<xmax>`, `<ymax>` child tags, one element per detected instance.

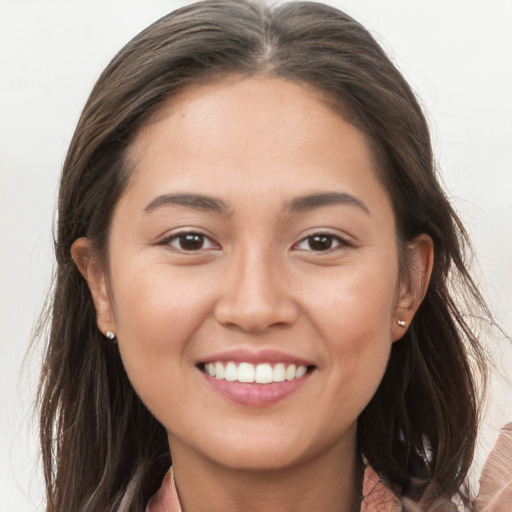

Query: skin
<box><xmin>73</xmin><ymin>76</ymin><xmax>433</xmax><ymax>512</ymax></box>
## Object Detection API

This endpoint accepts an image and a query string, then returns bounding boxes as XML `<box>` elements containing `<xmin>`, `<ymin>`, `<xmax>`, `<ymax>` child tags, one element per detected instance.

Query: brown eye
<box><xmin>179</xmin><ymin>233</ymin><xmax>205</xmax><ymax>250</ymax></box>
<box><xmin>308</xmin><ymin>235</ymin><xmax>334</xmax><ymax>251</ymax></box>
<box><xmin>295</xmin><ymin>233</ymin><xmax>348</xmax><ymax>252</ymax></box>
<box><xmin>167</xmin><ymin>232</ymin><xmax>217</xmax><ymax>251</ymax></box>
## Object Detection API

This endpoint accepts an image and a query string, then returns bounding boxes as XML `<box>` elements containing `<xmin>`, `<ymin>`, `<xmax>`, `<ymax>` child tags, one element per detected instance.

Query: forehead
<box><xmin>122</xmin><ymin>75</ymin><xmax>393</xmax><ymax>221</ymax></box>
<box><xmin>131</xmin><ymin>76</ymin><xmax>352</xmax><ymax>160</ymax></box>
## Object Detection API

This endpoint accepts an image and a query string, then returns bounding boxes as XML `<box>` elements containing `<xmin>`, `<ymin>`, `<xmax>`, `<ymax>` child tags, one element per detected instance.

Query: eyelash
<box><xmin>293</xmin><ymin>232</ymin><xmax>351</xmax><ymax>252</ymax></box>
<box><xmin>160</xmin><ymin>230</ymin><xmax>350</xmax><ymax>253</ymax></box>
<box><xmin>161</xmin><ymin>231</ymin><xmax>219</xmax><ymax>252</ymax></box>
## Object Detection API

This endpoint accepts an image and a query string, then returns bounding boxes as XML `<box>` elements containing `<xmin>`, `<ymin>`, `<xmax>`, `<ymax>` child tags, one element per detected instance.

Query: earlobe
<box><xmin>71</xmin><ymin>237</ymin><xmax>115</xmax><ymax>336</ymax></box>
<box><xmin>392</xmin><ymin>234</ymin><xmax>434</xmax><ymax>341</ymax></box>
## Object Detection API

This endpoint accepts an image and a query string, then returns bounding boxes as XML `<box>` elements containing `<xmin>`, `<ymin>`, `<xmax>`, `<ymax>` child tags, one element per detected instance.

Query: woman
<box><xmin>37</xmin><ymin>1</ymin><xmax>507</xmax><ymax>510</ymax></box>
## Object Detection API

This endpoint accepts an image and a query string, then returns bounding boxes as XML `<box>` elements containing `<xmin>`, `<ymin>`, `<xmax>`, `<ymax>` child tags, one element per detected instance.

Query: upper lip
<box><xmin>199</xmin><ymin>348</ymin><xmax>315</xmax><ymax>367</ymax></box>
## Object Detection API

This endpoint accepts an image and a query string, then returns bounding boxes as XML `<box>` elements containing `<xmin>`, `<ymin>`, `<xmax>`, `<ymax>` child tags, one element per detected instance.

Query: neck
<box><xmin>169</xmin><ymin>430</ymin><xmax>361</xmax><ymax>512</ymax></box>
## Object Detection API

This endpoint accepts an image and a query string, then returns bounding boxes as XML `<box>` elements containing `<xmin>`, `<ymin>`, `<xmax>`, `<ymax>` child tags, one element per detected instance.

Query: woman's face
<box><xmin>80</xmin><ymin>76</ymin><xmax>429</xmax><ymax>472</ymax></box>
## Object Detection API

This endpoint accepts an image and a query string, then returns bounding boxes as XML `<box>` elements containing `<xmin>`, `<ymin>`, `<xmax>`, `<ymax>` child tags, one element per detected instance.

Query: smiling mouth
<box><xmin>200</xmin><ymin>361</ymin><xmax>313</xmax><ymax>384</ymax></box>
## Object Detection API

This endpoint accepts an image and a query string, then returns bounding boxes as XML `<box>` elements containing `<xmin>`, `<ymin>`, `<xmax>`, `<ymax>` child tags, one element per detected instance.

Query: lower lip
<box><xmin>200</xmin><ymin>370</ymin><xmax>313</xmax><ymax>406</ymax></box>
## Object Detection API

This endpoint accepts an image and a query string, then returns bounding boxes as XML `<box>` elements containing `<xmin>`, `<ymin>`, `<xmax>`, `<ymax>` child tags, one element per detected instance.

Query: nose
<box><xmin>214</xmin><ymin>248</ymin><xmax>299</xmax><ymax>333</ymax></box>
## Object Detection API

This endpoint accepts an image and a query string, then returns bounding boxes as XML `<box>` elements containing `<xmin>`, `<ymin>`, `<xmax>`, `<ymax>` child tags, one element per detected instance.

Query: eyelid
<box><xmin>159</xmin><ymin>228</ymin><xmax>221</xmax><ymax>252</ymax></box>
<box><xmin>156</xmin><ymin>228</ymin><xmax>352</xmax><ymax>253</ymax></box>
<box><xmin>292</xmin><ymin>230</ymin><xmax>353</xmax><ymax>252</ymax></box>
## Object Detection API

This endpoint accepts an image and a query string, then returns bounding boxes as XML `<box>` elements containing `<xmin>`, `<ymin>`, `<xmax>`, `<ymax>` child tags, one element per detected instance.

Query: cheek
<box><xmin>108</xmin><ymin>262</ymin><xmax>215</xmax><ymax>405</ymax></box>
<box><xmin>310</xmin><ymin>258</ymin><xmax>398</xmax><ymax>343</ymax></box>
<box><xmin>308</xmin><ymin>260</ymin><xmax>398</xmax><ymax>404</ymax></box>
<box><xmin>110</xmin><ymin>257</ymin><xmax>215</xmax><ymax>339</ymax></box>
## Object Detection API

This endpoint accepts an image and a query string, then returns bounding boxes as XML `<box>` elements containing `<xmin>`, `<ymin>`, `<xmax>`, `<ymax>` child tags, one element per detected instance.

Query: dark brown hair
<box><xmin>37</xmin><ymin>1</ymin><xmax>489</xmax><ymax>510</ymax></box>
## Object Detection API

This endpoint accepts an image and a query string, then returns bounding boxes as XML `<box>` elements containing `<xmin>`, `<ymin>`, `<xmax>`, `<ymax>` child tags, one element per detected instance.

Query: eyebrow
<box><xmin>287</xmin><ymin>192</ymin><xmax>371</xmax><ymax>215</ymax></box>
<box><xmin>144</xmin><ymin>193</ymin><xmax>231</xmax><ymax>215</ymax></box>
<box><xmin>143</xmin><ymin>191</ymin><xmax>370</xmax><ymax>216</ymax></box>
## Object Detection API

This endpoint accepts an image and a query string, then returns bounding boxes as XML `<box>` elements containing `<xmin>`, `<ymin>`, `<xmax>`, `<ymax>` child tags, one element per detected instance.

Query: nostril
<box><xmin>214</xmin><ymin>296</ymin><xmax>299</xmax><ymax>333</ymax></box>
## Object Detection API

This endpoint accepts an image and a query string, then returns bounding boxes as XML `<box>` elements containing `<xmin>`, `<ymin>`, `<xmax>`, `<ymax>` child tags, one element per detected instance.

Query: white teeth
<box><xmin>285</xmin><ymin>364</ymin><xmax>296</xmax><ymax>381</ymax></box>
<box><xmin>215</xmin><ymin>362</ymin><xmax>225</xmax><ymax>379</ymax></box>
<box><xmin>273</xmin><ymin>363</ymin><xmax>286</xmax><ymax>382</ymax></box>
<box><xmin>255</xmin><ymin>363</ymin><xmax>273</xmax><ymax>384</ymax></box>
<box><xmin>238</xmin><ymin>362</ymin><xmax>255</xmax><ymax>382</ymax></box>
<box><xmin>295</xmin><ymin>365</ymin><xmax>307</xmax><ymax>378</ymax></box>
<box><xmin>225</xmin><ymin>362</ymin><xmax>238</xmax><ymax>381</ymax></box>
<box><xmin>204</xmin><ymin>361</ymin><xmax>309</xmax><ymax>384</ymax></box>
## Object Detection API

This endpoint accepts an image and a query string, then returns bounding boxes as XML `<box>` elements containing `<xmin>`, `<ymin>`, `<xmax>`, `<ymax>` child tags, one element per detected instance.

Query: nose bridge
<box><xmin>237</xmin><ymin>245</ymin><xmax>278</xmax><ymax>304</ymax></box>
<box><xmin>214</xmin><ymin>242</ymin><xmax>297</xmax><ymax>332</ymax></box>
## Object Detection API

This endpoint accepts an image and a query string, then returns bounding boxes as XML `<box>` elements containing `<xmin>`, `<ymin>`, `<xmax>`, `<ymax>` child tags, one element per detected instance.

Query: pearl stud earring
<box><xmin>105</xmin><ymin>330</ymin><xmax>116</xmax><ymax>340</ymax></box>
<box><xmin>397</xmin><ymin>320</ymin><xmax>407</xmax><ymax>327</ymax></box>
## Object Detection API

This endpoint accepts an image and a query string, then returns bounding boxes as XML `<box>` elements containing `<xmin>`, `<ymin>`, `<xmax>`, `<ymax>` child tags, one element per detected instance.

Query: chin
<box><xmin>197</xmin><ymin>427</ymin><xmax>332</xmax><ymax>474</ymax></box>
<box><xmin>209</xmin><ymin>445</ymin><xmax>308</xmax><ymax>473</ymax></box>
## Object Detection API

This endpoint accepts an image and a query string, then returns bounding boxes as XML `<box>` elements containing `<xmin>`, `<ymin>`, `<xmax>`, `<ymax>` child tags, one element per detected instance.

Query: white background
<box><xmin>1</xmin><ymin>1</ymin><xmax>511</xmax><ymax>510</ymax></box>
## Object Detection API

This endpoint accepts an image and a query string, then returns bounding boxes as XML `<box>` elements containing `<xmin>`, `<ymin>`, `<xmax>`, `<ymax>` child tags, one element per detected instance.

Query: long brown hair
<box><xmin>37</xmin><ymin>1</ymin><xmax>489</xmax><ymax>510</ymax></box>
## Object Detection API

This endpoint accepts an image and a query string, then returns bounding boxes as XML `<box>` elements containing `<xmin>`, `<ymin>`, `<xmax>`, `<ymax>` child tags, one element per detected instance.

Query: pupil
<box><xmin>309</xmin><ymin>235</ymin><xmax>332</xmax><ymax>251</ymax></box>
<box><xmin>180</xmin><ymin>234</ymin><xmax>204</xmax><ymax>250</ymax></box>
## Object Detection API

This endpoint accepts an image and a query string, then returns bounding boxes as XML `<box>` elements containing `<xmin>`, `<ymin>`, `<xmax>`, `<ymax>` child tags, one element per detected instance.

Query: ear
<box><xmin>392</xmin><ymin>234</ymin><xmax>434</xmax><ymax>342</ymax></box>
<box><xmin>71</xmin><ymin>237</ymin><xmax>115</xmax><ymax>336</ymax></box>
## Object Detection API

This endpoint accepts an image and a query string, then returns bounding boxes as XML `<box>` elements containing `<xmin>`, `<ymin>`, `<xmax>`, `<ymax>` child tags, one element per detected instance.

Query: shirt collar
<box><xmin>146</xmin><ymin>463</ymin><xmax>402</xmax><ymax>512</ymax></box>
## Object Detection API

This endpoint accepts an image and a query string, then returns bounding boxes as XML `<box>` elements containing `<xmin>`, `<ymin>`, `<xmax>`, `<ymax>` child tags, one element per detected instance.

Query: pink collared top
<box><xmin>146</xmin><ymin>423</ymin><xmax>512</xmax><ymax>511</ymax></box>
<box><xmin>146</xmin><ymin>463</ymin><xmax>402</xmax><ymax>512</ymax></box>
